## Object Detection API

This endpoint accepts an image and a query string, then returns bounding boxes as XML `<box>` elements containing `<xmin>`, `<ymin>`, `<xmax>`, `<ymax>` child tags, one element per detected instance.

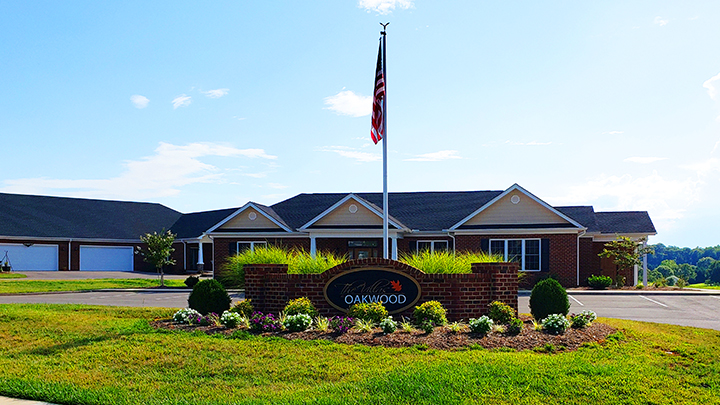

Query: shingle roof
<box><xmin>0</xmin><ymin>193</ymin><xmax>181</xmax><ymax>240</ymax></box>
<box><xmin>594</xmin><ymin>211</ymin><xmax>657</xmax><ymax>234</ymax></box>
<box><xmin>169</xmin><ymin>207</ymin><xmax>238</xmax><ymax>239</ymax></box>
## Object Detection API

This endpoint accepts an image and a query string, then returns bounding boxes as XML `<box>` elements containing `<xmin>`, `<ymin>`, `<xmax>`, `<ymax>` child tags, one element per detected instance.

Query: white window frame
<box><xmin>237</xmin><ymin>241</ymin><xmax>267</xmax><ymax>253</ymax></box>
<box><xmin>488</xmin><ymin>238</ymin><xmax>541</xmax><ymax>272</ymax></box>
<box><xmin>416</xmin><ymin>240</ymin><xmax>449</xmax><ymax>253</ymax></box>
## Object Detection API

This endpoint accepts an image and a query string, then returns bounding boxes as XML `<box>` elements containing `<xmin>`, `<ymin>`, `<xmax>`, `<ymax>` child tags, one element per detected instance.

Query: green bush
<box><xmin>282</xmin><ymin>313</ymin><xmax>312</xmax><ymax>332</ymax></box>
<box><xmin>399</xmin><ymin>250</ymin><xmax>504</xmax><ymax>274</ymax></box>
<box><xmin>184</xmin><ymin>276</ymin><xmax>200</xmax><ymax>288</ymax></box>
<box><xmin>379</xmin><ymin>317</ymin><xmax>397</xmax><ymax>334</ymax></box>
<box><xmin>529</xmin><ymin>278</ymin><xmax>570</xmax><ymax>321</ymax></box>
<box><xmin>413</xmin><ymin>300</ymin><xmax>448</xmax><ymax>326</ymax></box>
<box><xmin>230</xmin><ymin>299</ymin><xmax>254</xmax><ymax>318</ymax></box>
<box><xmin>506</xmin><ymin>318</ymin><xmax>523</xmax><ymax>335</ymax></box>
<box><xmin>487</xmin><ymin>301</ymin><xmax>516</xmax><ymax>324</ymax></box>
<box><xmin>587</xmin><ymin>275</ymin><xmax>613</xmax><ymax>290</ymax></box>
<box><xmin>468</xmin><ymin>316</ymin><xmax>493</xmax><ymax>334</ymax></box>
<box><xmin>187</xmin><ymin>279</ymin><xmax>232</xmax><ymax>315</ymax></box>
<box><xmin>348</xmin><ymin>302</ymin><xmax>388</xmax><ymax>324</ymax></box>
<box><xmin>283</xmin><ymin>297</ymin><xmax>319</xmax><ymax>318</ymax></box>
<box><xmin>542</xmin><ymin>314</ymin><xmax>570</xmax><ymax>335</ymax></box>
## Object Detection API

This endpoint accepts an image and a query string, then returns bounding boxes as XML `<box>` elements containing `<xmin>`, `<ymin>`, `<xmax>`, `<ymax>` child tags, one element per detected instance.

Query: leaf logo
<box><xmin>390</xmin><ymin>280</ymin><xmax>402</xmax><ymax>292</ymax></box>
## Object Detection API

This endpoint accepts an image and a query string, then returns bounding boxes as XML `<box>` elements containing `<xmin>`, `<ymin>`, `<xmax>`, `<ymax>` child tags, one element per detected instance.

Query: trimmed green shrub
<box><xmin>230</xmin><ymin>299</ymin><xmax>254</xmax><ymax>318</ymax></box>
<box><xmin>413</xmin><ymin>300</ymin><xmax>448</xmax><ymax>326</ymax></box>
<box><xmin>348</xmin><ymin>302</ymin><xmax>388</xmax><ymax>324</ymax></box>
<box><xmin>542</xmin><ymin>314</ymin><xmax>570</xmax><ymax>335</ymax></box>
<box><xmin>506</xmin><ymin>318</ymin><xmax>523</xmax><ymax>335</ymax></box>
<box><xmin>188</xmin><ymin>279</ymin><xmax>232</xmax><ymax>315</ymax></box>
<box><xmin>379</xmin><ymin>317</ymin><xmax>397</xmax><ymax>334</ymax></box>
<box><xmin>184</xmin><ymin>276</ymin><xmax>200</xmax><ymax>288</ymax></box>
<box><xmin>283</xmin><ymin>313</ymin><xmax>313</xmax><ymax>332</ymax></box>
<box><xmin>487</xmin><ymin>301</ymin><xmax>516</xmax><ymax>324</ymax></box>
<box><xmin>529</xmin><ymin>278</ymin><xmax>570</xmax><ymax>321</ymax></box>
<box><xmin>419</xmin><ymin>320</ymin><xmax>435</xmax><ymax>334</ymax></box>
<box><xmin>283</xmin><ymin>297</ymin><xmax>319</xmax><ymax>318</ymax></box>
<box><xmin>587</xmin><ymin>275</ymin><xmax>613</xmax><ymax>290</ymax></box>
<box><xmin>468</xmin><ymin>316</ymin><xmax>493</xmax><ymax>334</ymax></box>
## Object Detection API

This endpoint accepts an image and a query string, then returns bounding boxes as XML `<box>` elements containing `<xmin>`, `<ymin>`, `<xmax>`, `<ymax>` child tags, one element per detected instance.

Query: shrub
<box><xmin>314</xmin><ymin>316</ymin><xmax>330</xmax><ymax>332</ymax></box>
<box><xmin>249</xmin><ymin>312</ymin><xmax>281</xmax><ymax>333</ymax></box>
<box><xmin>400</xmin><ymin>320</ymin><xmax>415</xmax><ymax>333</ymax></box>
<box><xmin>542</xmin><ymin>314</ymin><xmax>570</xmax><ymax>335</ymax></box>
<box><xmin>184</xmin><ymin>276</ymin><xmax>200</xmax><ymax>288</ymax></box>
<box><xmin>529</xmin><ymin>278</ymin><xmax>569</xmax><ymax>321</ymax></box>
<box><xmin>173</xmin><ymin>308</ymin><xmax>201</xmax><ymax>324</ymax></box>
<box><xmin>329</xmin><ymin>316</ymin><xmax>354</xmax><ymax>333</ymax></box>
<box><xmin>506</xmin><ymin>318</ymin><xmax>523</xmax><ymax>335</ymax></box>
<box><xmin>468</xmin><ymin>316</ymin><xmax>493</xmax><ymax>334</ymax></box>
<box><xmin>379</xmin><ymin>317</ymin><xmax>397</xmax><ymax>334</ymax></box>
<box><xmin>283</xmin><ymin>313</ymin><xmax>313</xmax><ymax>332</ymax></box>
<box><xmin>399</xmin><ymin>250</ymin><xmax>504</xmax><ymax>274</ymax></box>
<box><xmin>413</xmin><ymin>301</ymin><xmax>448</xmax><ymax>326</ymax></box>
<box><xmin>220</xmin><ymin>311</ymin><xmax>243</xmax><ymax>328</ymax></box>
<box><xmin>230</xmin><ymin>299</ymin><xmax>254</xmax><ymax>318</ymax></box>
<box><xmin>354</xmin><ymin>319</ymin><xmax>375</xmax><ymax>333</ymax></box>
<box><xmin>487</xmin><ymin>301</ymin><xmax>516</xmax><ymax>324</ymax></box>
<box><xmin>419</xmin><ymin>320</ymin><xmax>435</xmax><ymax>334</ymax></box>
<box><xmin>676</xmin><ymin>278</ymin><xmax>688</xmax><ymax>289</ymax></box>
<box><xmin>447</xmin><ymin>321</ymin><xmax>465</xmax><ymax>333</ymax></box>
<box><xmin>283</xmin><ymin>297</ymin><xmax>319</xmax><ymax>318</ymax></box>
<box><xmin>199</xmin><ymin>313</ymin><xmax>220</xmax><ymax>326</ymax></box>
<box><xmin>587</xmin><ymin>275</ymin><xmax>613</xmax><ymax>290</ymax></box>
<box><xmin>570</xmin><ymin>310</ymin><xmax>597</xmax><ymax>329</ymax></box>
<box><xmin>188</xmin><ymin>279</ymin><xmax>232</xmax><ymax>315</ymax></box>
<box><xmin>348</xmin><ymin>302</ymin><xmax>388</xmax><ymax>324</ymax></box>
<box><xmin>653</xmin><ymin>277</ymin><xmax>668</xmax><ymax>288</ymax></box>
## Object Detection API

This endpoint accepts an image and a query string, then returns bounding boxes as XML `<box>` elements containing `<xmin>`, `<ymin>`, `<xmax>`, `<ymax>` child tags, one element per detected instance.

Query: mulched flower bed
<box><xmin>151</xmin><ymin>315</ymin><xmax>617</xmax><ymax>352</ymax></box>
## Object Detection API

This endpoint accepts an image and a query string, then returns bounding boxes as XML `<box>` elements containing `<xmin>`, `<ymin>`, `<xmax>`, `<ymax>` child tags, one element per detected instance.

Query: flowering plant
<box><xmin>542</xmin><ymin>314</ymin><xmax>570</xmax><ymax>335</ymax></box>
<box><xmin>379</xmin><ymin>316</ymin><xmax>397</xmax><ymax>334</ymax></box>
<box><xmin>569</xmin><ymin>310</ymin><xmax>597</xmax><ymax>329</ymax></box>
<box><xmin>329</xmin><ymin>316</ymin><xmax>354</xmax><ymax>333</ymax></box>
<box><xmin>283</xmin><ymin>313</ymin><xmax>313</xmax><ymax>332</ymax></box>
<box><xmin>199</xmin><ymin>313</ymin><xmax>220</xmax><ymax>326</ymax></box>
<box><xmin>173</xmin><ymin>308</ymin><xmax>202</xmax><ymax>324</ymax></box>
<box><xmin>250</xmin><ymin>312</ymin><xmax>281</xmax><ymax>332</ymax></box>
<box><xmin>220</xmin><ymin>311</ymin><xmax>243</xmax><ymax>328</ymax></box>
<box><xmin>468</xmin><ymin>316</ymin><xmax>493</xmax><ymax>334</ymax></box>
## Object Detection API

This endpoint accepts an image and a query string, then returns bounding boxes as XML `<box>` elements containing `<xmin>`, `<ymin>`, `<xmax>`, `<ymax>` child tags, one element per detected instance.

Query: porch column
<box><xmin>642</xmin><ymin>239</ymin><xmax>648</xmax><ymax>288</ymax></box>
<box><xmin>391</xmin><ymin>236</ymin><xmax>398</xmax><ymax>260</ymax></box>
<box><xmin>310</xmin><ymin>237</ymin><xmax>317</xmax><ymax>258</ymax></box>
<box><xmin>197</xmin><ymin>241</ymin><xmax>204</xmax><ymax>272</ymax></box>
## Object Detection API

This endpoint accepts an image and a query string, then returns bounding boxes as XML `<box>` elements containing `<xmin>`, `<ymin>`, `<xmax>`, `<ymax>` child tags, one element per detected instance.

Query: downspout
<box><xmin>448</xmin><ymin>232</ymin><xmax>456</xmax><ymax>255</ymax></box>
<box><xmin>208</xmin><ymin>235</ymin><xmax>215</xmax><ymax>279</ymax></box>
<box><xmin>68</xmin><ymin>239</ymin><xmax>72</xmax><ymax>271</ymax></box>
<box><xmin>577</xmin><ymin>229</ymin><xmax>586</xmax><ymax>287</ymax></box>
<box><xmin>182</xmin><ymin>241</ymin><xmax>187</xmax><ymax>272</ymax></box>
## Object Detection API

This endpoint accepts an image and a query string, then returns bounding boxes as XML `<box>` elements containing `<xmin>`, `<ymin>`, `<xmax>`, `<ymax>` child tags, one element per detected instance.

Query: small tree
<box><xmin>599</xmin><ymin>236</ymin><xmax>654</xmax><ymax>287</ymax></box>
<box><xmin>138</xmin><ymin>230</ymin><xmax>176</xmax><ymax>287</ymax></box>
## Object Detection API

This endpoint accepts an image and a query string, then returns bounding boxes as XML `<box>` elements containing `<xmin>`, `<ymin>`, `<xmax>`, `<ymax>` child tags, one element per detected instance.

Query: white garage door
<box><xmin>79</xmin><ymin>246</ymin><xmax>134</xmax><ymax>271</ymax></box>
<box><xmin>0</xmin><ymin>243</ymin><xmax>58</xmax><ymax>271</ymax></box>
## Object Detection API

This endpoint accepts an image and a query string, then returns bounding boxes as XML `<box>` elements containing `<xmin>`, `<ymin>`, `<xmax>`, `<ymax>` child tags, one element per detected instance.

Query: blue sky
<box><xmin>2</xmin><ymin>1</ymin><xmax>720</xmax><ymax>247</ymax></box>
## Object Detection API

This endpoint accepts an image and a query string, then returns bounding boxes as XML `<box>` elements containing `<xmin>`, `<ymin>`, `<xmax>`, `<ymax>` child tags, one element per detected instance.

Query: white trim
<box><xmin>0</xmin><ymin>236</ymin><xmax>144</xmax><ymax>243</ymax></box>
<box><xmin>449</xmin><ymin>184</ymin><xmax>585</xmax><ymax>231</ymax></box>
<box><xmin>587</xmin><ymin>233</ymin><xmax>656</xmax><ymax>242</ymax></box>
<box><xmin>449</xmin><ymin>228</ymin><xmax>582</xmax><ymax>235</ymax></box>
<box><xmin>415</xmin><ymin>240</ymin><xmax>450</xmax><ymax>253</ymax></box>
<box><xmin>298</xmin><ymin>194</ymin><xmax>407</xmax><ymax>231</ymax></box>
<box><xmin>236</xmin><ymin>241</ymin><xmax>267</xmax><ymax>253</ymax></box>
<box><xmin>488</xmin><ymin>238</ymin><xmax>541</xmax><ymax>272</ymax></box>
<box><xmin>205</xmin><ymin>202</ymin><xmax>293</xmax><ymax>234</ymax></box>
<box><xmin>204</xmin><ymin>232</ymin><xmax>306</xmax><ymax>238</ymax></box>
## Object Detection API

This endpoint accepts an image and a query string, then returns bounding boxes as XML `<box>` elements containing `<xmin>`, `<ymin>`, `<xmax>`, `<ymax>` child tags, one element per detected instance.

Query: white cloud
<box><xmin>358</xmin><ymin>0</ymin><xmax>413</xmax><ymax>14</ymax></box>
<box><xmin>130</xmin><ymin>95</ymin><xmax>149</xmax><ymax>109</ymax></box>
<box><xmin>404</xmin><ymin>150</ymin><xmax>462</xmax><ymax>162</ymax></box>
<box><xmin>654</xmin><ymin>16</ymin><xmax>669</xmax><ymax>26</ymax></box>
<box><xmin>703</xmin><ymin>72</ymin><xmax>720</xmax><ymax>101</ymax></box>
<box><xmin>0</xmin><ymin>142</ymin><xmax>277</xmax><ymax>200</ymax></box>
<box><xmin>172</xmin><ymin>94</ymin><xmax>192</xmax><ymax>109</ymax></box>
<box><xmin>203</xmin><ymin>88</ymin><xmax>229</xmax><ymax>98</ymax></box>
<box><xmin>324</xmin><ymin>90</ymin><xmax>372</xmax><ymax>117</ymax></box>
<box><xmin>625</xmin><ymin>157</ymin><xmax>667</xmax><ymax>164</ymax></box>
<box><xmin>319</xmin><ymin>146</ymin><xmax>380</xmax><ymax>162</ymax></box>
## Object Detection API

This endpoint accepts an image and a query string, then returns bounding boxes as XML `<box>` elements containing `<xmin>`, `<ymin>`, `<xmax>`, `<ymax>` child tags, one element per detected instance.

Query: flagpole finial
<box><xmin>380</xmin><ymin>22</ymin><xmax>389</xmax><ymax>35</ymax></box>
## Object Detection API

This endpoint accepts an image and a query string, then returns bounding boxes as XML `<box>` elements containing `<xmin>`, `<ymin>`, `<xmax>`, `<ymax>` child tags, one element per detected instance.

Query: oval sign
<box><xmin>324</xmin><ymin>267</ymin><xmax>421</xmax><ymax>314</ymax></box>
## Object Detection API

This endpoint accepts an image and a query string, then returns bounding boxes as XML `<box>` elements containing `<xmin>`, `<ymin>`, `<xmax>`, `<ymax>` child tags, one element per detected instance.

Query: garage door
<box><xmin>0</xmin><ymin>243</ymin><xmax>58</xmax><ymax>271</ymax></box>
<box><xmin>79</xmin><ymin>246</ymin><xmax>134</xmax><ymax>271</ymax></box>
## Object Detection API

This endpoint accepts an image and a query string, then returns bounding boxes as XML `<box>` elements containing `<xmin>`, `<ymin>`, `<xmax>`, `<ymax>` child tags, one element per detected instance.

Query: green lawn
<box><xmin>689</xmin><ymin>283</ymin><xmax>720</xmax><ymax>290</ymax></box>
<box><xmin>0</xmin><ymin>273</ymin><xmax>27</xmax><ymax>279</ymax></box>
<box><xmin>0</xmin><ymin>279</ymin><xmax>186</xmax><ymax>294</ymax></box>
<box><xmin>0</xmin><ymin>304</ymin><xmax>718</xmax><ymax>404</ymax></box>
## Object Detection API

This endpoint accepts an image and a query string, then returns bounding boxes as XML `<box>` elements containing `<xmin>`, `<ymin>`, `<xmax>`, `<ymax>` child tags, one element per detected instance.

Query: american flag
<box><xmin>371</xmin><ymin>41</ymin><xmax>385</xmax><ymax>144</ymax></box>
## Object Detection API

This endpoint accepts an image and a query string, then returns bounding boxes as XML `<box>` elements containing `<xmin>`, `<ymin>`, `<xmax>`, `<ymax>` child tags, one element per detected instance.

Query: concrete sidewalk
<box><xmin>7</xmin><ymin>270</ymin><xmax>193</xmax><ymax>281</ymax></box>
<box><xmin>0</xmin><ymin>396</ymin><xmax>57</xmax><ymax>405</ymax></box>
<box><xmin>519</xmin><ymin>288</ymin><xmax>720</xmax><ymax>296</ymax></box>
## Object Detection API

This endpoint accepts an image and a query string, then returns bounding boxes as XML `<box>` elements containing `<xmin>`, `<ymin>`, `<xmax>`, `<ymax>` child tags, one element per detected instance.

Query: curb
<box><xmin>0</xmin><ymin>289</ymin><xmax>244</xmax><ymax>297</ymax></box>
<box><xmin>519</xmin><ymin>289</ymin><xmax>720</xmax><ymax>296</ymax></box>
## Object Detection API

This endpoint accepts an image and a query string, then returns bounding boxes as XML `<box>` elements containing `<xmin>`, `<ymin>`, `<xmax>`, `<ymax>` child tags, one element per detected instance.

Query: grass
<box><xmin>0</xmin><ymin>304</ymin><xmax>718</xmax><ymax>404</ymax></box>
<box><xmin>689</xmin><ymin>283</ymin><xmax>720</xmax><ymax>290</ymax></box>
<box><xmin>0</xmin><ymin>273</ymin><xmax>27</xmax><ymax>279</ymax></box>
<box><xmin>399</xmin><ymin>250</ymin><xmax>505</xmax><ymax>274</ymax></box>
<box><xmin>0</xmin><ymin>278</ymin><xmax>186</xmax><ymax>294</ymax></box>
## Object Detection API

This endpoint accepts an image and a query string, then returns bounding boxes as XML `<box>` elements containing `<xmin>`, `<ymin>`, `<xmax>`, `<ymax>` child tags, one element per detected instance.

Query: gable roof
<box><xmin>594</xmin><ymin>211</ymin><xmax>657</xmax><ymax>234</ymax></box>
<box><xmin>298</xmin><ymin>193</ymin><xmax>408</xmax><ymax>231</ymax></box>
<box><xmin>0</xmin><ymin>192</ymin><xmax>181</xmax><ymax>240</ymax></box>
<box><xmin>205</xmin><ymin>202</ymin><xmax>293</xmax><ymax>234</ymax></box>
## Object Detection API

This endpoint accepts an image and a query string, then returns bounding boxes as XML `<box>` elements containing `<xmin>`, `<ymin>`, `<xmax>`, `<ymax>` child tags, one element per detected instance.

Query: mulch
<box><xmin>150</xmin><ymin>315</ymin><xmax>617</xmax><ymax>352</ymax></box>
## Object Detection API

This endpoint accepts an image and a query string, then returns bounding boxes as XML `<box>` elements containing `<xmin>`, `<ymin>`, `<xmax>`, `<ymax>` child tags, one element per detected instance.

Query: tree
<box><xmin>708</xmin><ymin>261</ymin><xmax>720</xmax><ymax>285</ymax></box>
<box><xmin>138</xmin><ymin>230</ymin><xmax>176</xmax><ymax>287</ymax></box>
<box><xmin>696</xmin><ymin>257</ymin><xmax>716</xmax><ymax>283</ymax></box>
<box><xmin>676</xmin><ymin>263</ymin><xmax>697</xmax><ymax>283</ymax></box>
<box><xmin>599</xmin><ymin>236</ymin><xmax>654</xmax><ymax>286</ymax></box>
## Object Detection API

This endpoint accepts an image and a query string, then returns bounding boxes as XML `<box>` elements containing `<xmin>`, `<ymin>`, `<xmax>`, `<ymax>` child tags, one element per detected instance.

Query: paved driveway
<box><xmin>0</xmin><ymin>290</ymin><xmax>244</xmax><ymax>308</ymax></box>
<box><xmin>519</xmin><ymin>292</ymin><xmax>720</xmax><ymax>331</ymax></box>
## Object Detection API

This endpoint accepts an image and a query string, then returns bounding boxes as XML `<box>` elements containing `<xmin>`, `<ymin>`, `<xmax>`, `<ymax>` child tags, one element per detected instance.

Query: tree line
<box><xmin>646</xmin><ymin>244</ymin><xmax>720</xmax><ymax>285</ymax></box>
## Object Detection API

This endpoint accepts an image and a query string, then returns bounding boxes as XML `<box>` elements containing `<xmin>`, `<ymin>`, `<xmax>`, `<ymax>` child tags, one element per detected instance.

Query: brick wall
<box><xmin>244</xmin><ymin>258</ymin><xmax>518</xmax><ymax>321</ymax></box>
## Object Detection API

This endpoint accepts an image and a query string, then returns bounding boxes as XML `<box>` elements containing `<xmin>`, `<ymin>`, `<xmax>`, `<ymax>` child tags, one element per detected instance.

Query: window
<box><xmin>237</xmin><ymin>241</ymin><xmax>266</xmax><ymax>253</ymax></box>
<box><xmin>416</xmin><ymin>240</ymin><xmax>449</xmax><ymax>253</ymax></box>
<box><xmin>489</xmin><ymin>239</ymin><xmax>541</xmax><ymax>271</ymax></box>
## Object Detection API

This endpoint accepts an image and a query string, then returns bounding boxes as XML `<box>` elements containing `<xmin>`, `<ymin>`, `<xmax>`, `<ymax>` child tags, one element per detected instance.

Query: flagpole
<box><xmin>381</xmin><ymin>23</ymin><xmax>389</xmax><ymax>260</ymax></box>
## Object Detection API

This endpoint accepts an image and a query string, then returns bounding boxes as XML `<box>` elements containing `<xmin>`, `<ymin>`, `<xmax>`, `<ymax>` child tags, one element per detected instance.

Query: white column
<box><xmin>197</xmin><ymin>241</ymin><xmax>204</xmax><ymax>265</ymax></box>
<box><xmin>642</xmin><ymin>240</ymin><xmax>648</xmax><ymax>288</ymax></box>
<box><xmin>310</xmin><ymin>237</ymin><xmax>317</xmax><ymax>258</ymax></box>
<box><xmin>391</xmin><ymin>236</ymin><xmax>398</xmax><ymax>260</ymax></box>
